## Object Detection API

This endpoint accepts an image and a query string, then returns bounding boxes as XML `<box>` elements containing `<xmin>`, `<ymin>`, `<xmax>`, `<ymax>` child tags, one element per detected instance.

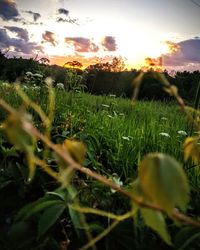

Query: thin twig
<box><xmin>21</xmin><ymin>118</ymin><xmax>200</xmax><ymax>228</ymax></box>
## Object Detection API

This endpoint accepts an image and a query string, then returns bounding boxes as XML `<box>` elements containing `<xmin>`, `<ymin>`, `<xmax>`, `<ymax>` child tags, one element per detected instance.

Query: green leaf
<box><xmin>141</xmin><ymin>208</ymin><xmax>172</xmax><ymax>245</ymax></box>
<box><xmin>139</xmin><ymin>153</ymin><xmax>190</xmax><ymax>213</ymax></box>
<box><xmin>67</xmin><ymin>185</ymin><xmax>83</xmax><ymax>237</ymax></box>
<box><xmin>16</xmin><ymin>198</ymin><xmax>63</xmax><ymax>220</ymax></box>
<box><xmin>175</xmin><ymin>226</ymin><xmax>200</xmax><ymax>249</ymax></box>
<box><xmin>46</xmin><ymin>187</ymin><xmax>68</xmax><ymax>201</ymax></box>
<box><xmin>37</xmin><ymin>204</ymin><xmax>65</xmax><ymax>239</ymax></box>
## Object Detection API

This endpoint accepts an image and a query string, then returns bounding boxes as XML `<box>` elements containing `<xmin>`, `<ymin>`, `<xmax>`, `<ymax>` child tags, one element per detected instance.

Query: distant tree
<box><xmin>86</xmin><ymin>57</ymin><xmax>125</xmax><ymax>73</ymax></box>
<box><xmin>64</xmin><ymin>61</ymin><xmax>83</xmax><ymax>69</ymax></box>
<box><xmin>38</xmin><ymin>57</ymin><xmax>50</xmax><ymax>65</ymax></box>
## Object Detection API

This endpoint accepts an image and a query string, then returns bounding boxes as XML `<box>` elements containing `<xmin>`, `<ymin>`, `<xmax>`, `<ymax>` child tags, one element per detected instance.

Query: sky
<box><xmin>0</xmin><ymin>0</ymin><xmax>200</xmax><ymax>71</ymax></box>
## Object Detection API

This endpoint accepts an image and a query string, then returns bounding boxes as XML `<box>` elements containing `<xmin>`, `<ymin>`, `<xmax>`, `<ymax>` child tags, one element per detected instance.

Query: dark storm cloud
<box><xmin>24</xmin><ymin>10</ymin><xmax>41</xmax><ymax>22</ymax></box>
<box><xmin>58</xmin><ymin>8</ymin><xmax>69</xmax><ymax>16</ymax></box>
<box><xmin>65</xmin><ymin>37</ymin><xmax>99</xmax><ymax>52</ymax></box>
<box><xmin>101</xmin><ymin>36</ymin><xmax>117</xmax><ymax>51</ymax></box>
<box><xmin>42</xmin><ymin>31</ymin><xmax>57</xmax><ymax>46</ymax></box>
<box><xmin>0</xmin><ymin>0</ymin><xmax>20</xmax><ymax>21</ymax></box>
<box><xmin>162</xmin><ymin>38</ymin><xmax>200</xmax><ymax>66</ymax></box>
<box><xmin>0</xmin><ymin>28</ymin><xmax>43</xmax><ymax>55</ymax></box>
<box><xmin>4</xmin><ymin>26</ymin><xmax>29</xmax><ymax>41</ymax></box>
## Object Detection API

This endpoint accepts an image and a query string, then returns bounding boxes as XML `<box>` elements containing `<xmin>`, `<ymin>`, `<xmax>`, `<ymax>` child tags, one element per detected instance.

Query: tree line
<box><xmin>0</xmin><ymin>51</ymin><xmax>199</xmax><ymax>103</ymax></box>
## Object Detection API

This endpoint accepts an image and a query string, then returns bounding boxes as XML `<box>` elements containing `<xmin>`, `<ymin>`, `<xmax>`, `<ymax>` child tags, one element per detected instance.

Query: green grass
<box><xmin>0</xmin><ymin>85</ymin><xmax>195</xmax><ymax>182</ymax></box>
<box><xmin>0</xmin><ymin>83</ymin><xmax>199</xmax><ymax>250</ymax></box>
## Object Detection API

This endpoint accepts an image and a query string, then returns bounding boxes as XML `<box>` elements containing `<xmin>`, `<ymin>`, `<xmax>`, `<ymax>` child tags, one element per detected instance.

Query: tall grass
<box><xmin>0</xmin><ymin>86</ymin><xmax>194</xmax><ymax>182</ymax></box>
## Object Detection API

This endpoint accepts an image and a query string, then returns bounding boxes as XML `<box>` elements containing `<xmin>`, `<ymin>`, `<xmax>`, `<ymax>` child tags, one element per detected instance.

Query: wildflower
<box><xmin>122</xmin><ymin>136</ymin><xmax>130</xmax><ymax>141</ymax></box>
<box><xmin>22</xmin><ymin>85</ymin><xmax>28</xmax><ymax>90</ymax></box>
<box><xmin>33</xmin><ymin>73</ymin><xmax>43</xmax><ymax>78</ymax></box>
<box><xmin>26</xmin><ymin>71</ymin><xmax>33</xmax><ymax>76</ymax></box>
<box><xmin>56</xmin><ymin>82</ymin><xmax>65</xmax><ymax>90</ymax></box>
<box><xmin>109</xmin><ymin>94</ymin><xmax>116</xmax><ymax>98</ymax></box>
<box><xmin>177</xmin><ymin>130</ymin><xmax>187</xmax><ymax>136</ymax></box>
<box><xmin>161</xmin><ymin>117</ymin><xmax>168</xmax><ymax>121</ymax></box>
<box><xmin>102</xmin><ymin>104</ymin><xmax>110</xmax><ymax>108</ymax></box>
<box><xmin>1</xmin><ymin>82</ymin><xmax>9</xmax><ymax>87</ymax></box>
<box><xmin>32</xmin><ymin>86</ymin><xmax>41</xmax><ymax>91</ymax></box>
<box><xmin>159</xmin><ymin>132</ymin><xmax>170</xmax><ymax>138</ymax></box>
<box><xmin>107</xmin><ymin>115</ymin><xmax>114</xmax><ymax>119</ymax></box>
<box><xmin>110</xmin><ymin>173</ymin><xmax>123</xmax><ymax>193</ymax></box>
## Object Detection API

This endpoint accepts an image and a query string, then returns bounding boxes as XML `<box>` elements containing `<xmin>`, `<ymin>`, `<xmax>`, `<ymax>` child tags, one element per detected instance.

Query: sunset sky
<box><xmin>0</xmin><ymin>0</ymin><xmax>200</xmax><ymax>71</ymax></box>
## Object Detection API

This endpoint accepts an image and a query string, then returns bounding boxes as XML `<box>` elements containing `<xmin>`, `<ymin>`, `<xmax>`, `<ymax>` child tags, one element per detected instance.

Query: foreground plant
<box><xmin>0</xmin><ymin>75</ymin><xmax>199</xmax><ymax>249</ymax></box>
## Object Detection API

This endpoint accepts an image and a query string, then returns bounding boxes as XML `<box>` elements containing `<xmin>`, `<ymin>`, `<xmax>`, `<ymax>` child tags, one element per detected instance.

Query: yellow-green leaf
<box><xmin>139</xmin><ymin>153</ymin><xmax>190</xmax><ymax>213</ymax></box>
<box><xmin>164</xmin><ymin>85</ymin><xmax>178</xmax><ymax>96</ymax></box>
<box><xmin>26</xmin><ymin>151</ymin><xmax>36</xmax><ymax>182</ymax></box>
<box><xmin>141</xmin><ymin>208</ymin><xmax>172</xmax><ymax>245</ymax></box>
<box><xmin>3</xmin><ymin>113</ymin><xmax>33</xmax><ymax>151</ymax></box>
<box><xmin>184</xmin><ymin>137</ymin><xmax>200</xmax><ymax>165</ymax></box>
<box><xmin>63</xmin><ymin>139</ymin><xmax>86</xmax><ymax>164</ymax></box>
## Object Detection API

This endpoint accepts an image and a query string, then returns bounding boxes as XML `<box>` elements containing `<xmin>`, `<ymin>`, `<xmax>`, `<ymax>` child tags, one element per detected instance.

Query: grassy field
<box><xmin>0</xmin><ymin>85</ymin><xmax>193</xmax><ymax>176</ymax></box>
<box><xmin>0</xmin><ymin>83</ymin><xmax>199</xmax><ymax>249</ymax></box>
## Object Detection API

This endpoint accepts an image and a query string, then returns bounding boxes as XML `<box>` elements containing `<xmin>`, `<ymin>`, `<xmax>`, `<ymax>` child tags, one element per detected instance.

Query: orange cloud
<box><xmin>143</xmin><ymin>57</ymin><xmax>163</xmax><ymax>71</ymax></box>
<box><xmin>49</xmin><ymin>55</ymin><xmax>100</xmax><ymax>68</ymax></box>
<box><xmin>165</xmin><ymin>41</ymin><xmax>180</xmax><ymax>53</ymax></box>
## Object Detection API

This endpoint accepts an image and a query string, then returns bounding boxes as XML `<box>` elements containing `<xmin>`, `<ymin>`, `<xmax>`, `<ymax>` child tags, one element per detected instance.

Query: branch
<box><xmin>1</xmin><ymin>99</ymin><xmax>200</xmax><ymax>228</ymax></box>
<box><xmin>21</xmin><ymin>115</ymin><xmax>200</xmax><ymax>228</ymax></box>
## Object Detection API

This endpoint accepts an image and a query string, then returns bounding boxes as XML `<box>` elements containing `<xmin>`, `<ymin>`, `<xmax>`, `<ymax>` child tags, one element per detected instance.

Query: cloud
<box><xmin>24</xmin><ymin>10</ymin><xmax>41</xmax><ymax>22</ymax></box>
<box><xmin>144</xmin><ymin>38</ymin><xmax>200</xmax><ymax>71</ymax></box>
<box><xmin>0</xmin><ymin>28</ymin><xmax>43</xmax><ymax>56</ymax></box>
<box><xmin>56</xmin><ymin>17</ymin><xmax>79</xmax><ymax>25</ymax></box>
<box><xmin>57</xmin><ymin>8</ymin><xmax>69</xmax><ymax>16</ymax></box>
<box><xmin>42</xmin><ymin>31</ymin><xmax>57</xmax><ymax>46</ymax></box>
<box><xmin>49</xmin><ymin>54</ymin><xmax>100</xmax><ymax>68</ymax></box>
<box><xmin>0</xmin><ymin>0</ymin><xmax>20</xmax><ymax>21</ymax></box>
<box><xmin>65</xmin><ymin>37</ymin><xmax>99</xmax><ymax>52</ymax></box>
<box><xmin>145</xmin><ymin>57</ymin><xmax>162</xmax><ymax>67</ymax></box>
<box><xmin>101</xmin><ymin>36</ymin><xmax>117</xmax><ymax>51</ymax></box>
<box><xmin>162</xmin><ymin>38</ymin><xmax>200</xmax><ymax>66</ymax></box>
<box><xmin>4</xmin><ymin>26</ymin><xmax>29</xmax><ymax>41</ymax></box>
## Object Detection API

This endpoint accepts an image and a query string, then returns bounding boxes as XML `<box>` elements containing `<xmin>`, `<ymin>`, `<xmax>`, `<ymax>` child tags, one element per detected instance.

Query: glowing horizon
<box><xmin>0</xmin><ymin>0</ymin><xmax>200</xmax><ymax>71</ymax></box>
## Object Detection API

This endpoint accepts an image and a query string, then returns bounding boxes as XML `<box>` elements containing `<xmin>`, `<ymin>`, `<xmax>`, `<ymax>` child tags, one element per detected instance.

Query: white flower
<box><xmin>102</xmin><ymin>104</ymin><xmax>110</xmax><ymax>108</ymax></box>
<box><xmin>177</xmin><ymin>130</ymin><xmax>187</xmax><ymax>136</ymax></box>
<box><xmin>33</xmin><ymin>73</ymin><xmax>43</xmax><ymax>78</ymax></box>
<box><xmin>32</xmin><ymin>86</ymin><xmax>41</xmax><ymax>90</ymax></box>
<box><xmin>107</xmin><ymin>115</ymin><xmax>114</xmax><ymax>119</ymax></box>
<box><xmin>26</xmin><ymin>71</ymin><xmax>33</xmax><ymax>76</ymax></box>
<box><xmin>111</xmin><ymin>174</ymin><xmax>123</xmax><ymax>193</ymax></box>
<box><xmin>161</xmin><ymin>117</ymin><xmax>168</xmax><ymax>121</ymax></box>
<box><xmin>56</xmin><ymin>82</ymin><xmax>65</xmax><ymax>90</ymax></box>
<box><xmin>1</xmin><ymin>82</ymin><xmax>9</xmax><ymax>87</ymax></box>
<box><xmin>159</xmin><ymin>132</ymin><xmax>170</xmax><ymax>138</ymax></box>
<box><xmin>122</xmin><ymin>136</ymin><xmax>130</xmax><ymax>141</ymax></box>
<box><xmin>109</xmin><ymin>94</ymin><xmax>116</xmax><ymax>98</ymax></box>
